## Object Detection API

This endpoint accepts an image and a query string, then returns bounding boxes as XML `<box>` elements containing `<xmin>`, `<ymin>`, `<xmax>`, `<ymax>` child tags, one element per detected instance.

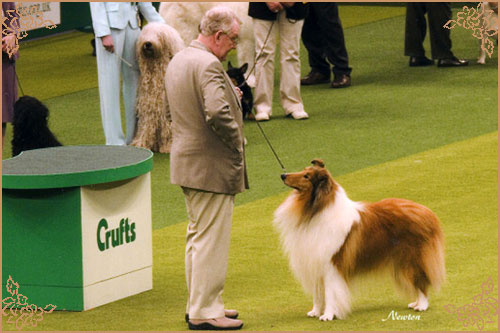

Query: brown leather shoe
<box><xmin>186</xmin><ymin>309</ymin><xmax>239</xmax><ymax>322</ymax></box>
<box><xmin>301</xmin><ymin>71</ymin><xmax>330</xmax><ymax>85</ymax></box>
<box><xmin>188</xmin><ymin>317</ymin><xmax>243</xmax><ymax>330</ymax></box>
<box><xmin>331</xmin><ymin>74</ymin><xmax>351</xmax><ymax>88</ymax></box>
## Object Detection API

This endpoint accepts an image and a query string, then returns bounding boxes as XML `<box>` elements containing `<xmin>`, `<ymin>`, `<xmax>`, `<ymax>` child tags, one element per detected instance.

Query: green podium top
<box><xmin>2</xmin><ymin>145</ymin><xmax>154</xmax><ymax>189</ymax></box>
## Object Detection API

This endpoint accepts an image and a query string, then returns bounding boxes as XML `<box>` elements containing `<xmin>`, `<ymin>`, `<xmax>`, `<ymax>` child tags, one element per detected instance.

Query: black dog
<box><xmin>11</xmin><ymin>96</ymin><xmax>62</xmax><ymax>157</ymax></box>
<box><xmin>227</xmin><ymin>62</ymin><xmax>253</xmax><ymax>120</ymax></box>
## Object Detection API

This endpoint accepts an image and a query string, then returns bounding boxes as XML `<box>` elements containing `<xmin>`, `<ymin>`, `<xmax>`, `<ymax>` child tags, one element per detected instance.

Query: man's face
<box><xmin>214</xmin><ymin>20</ymin><xmax>240</xmax><ymax>61</ymax></box>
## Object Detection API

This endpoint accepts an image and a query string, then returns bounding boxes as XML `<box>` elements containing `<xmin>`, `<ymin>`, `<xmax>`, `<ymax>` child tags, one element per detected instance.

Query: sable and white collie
<box><xmin>274</xmin><ymin>159</ymin><xmax>445</xmax><ymax>321</ymax></box>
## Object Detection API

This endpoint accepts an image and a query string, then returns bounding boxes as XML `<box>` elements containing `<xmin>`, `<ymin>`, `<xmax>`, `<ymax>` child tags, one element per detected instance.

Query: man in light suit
<box><xmin>90</xmin><ymin>2</ymin><xmax>164</xmax><ymax>146</ymax></box>
<box><xmin>165</xmin><ymin>6</ymin><xmax>248</xmax><ymax>331</ymax></box>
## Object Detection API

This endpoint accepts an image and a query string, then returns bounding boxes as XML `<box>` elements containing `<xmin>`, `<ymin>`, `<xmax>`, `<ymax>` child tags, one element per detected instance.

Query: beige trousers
<box><xmin>253</xmin><ymin>12</ymin><xmax>305</xmax><ymax>116</ymax></box>
<box><xmin>182</xmin><ymin>187</ymin><xmax>235</xmax><ymax>320</ymax></box>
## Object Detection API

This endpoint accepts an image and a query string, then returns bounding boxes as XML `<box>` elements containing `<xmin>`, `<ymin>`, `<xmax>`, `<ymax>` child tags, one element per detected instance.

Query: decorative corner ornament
<box><xmin>2</xmin><ymin>6</ymin><xmax>58</xmax><ymax>59</ymax></box>
<box><xmin>1</xmin><ymin>276</ymin><xmax>57</xmax><ymax>330</ymax></box>
<box><xmin>443</xmin><ymin>276</ymin><xmax>498</xmax><ymax>330</ymax></box>
<box><xmin>443</xmin><ymin>2</ymin><xmax>498</xmax><ymax>58</ymax></box>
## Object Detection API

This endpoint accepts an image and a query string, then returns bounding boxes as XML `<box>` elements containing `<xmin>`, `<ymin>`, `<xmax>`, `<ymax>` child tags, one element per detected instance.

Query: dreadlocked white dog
<box><xmin>131</xmin><ymin>22</ymin><xmax>184</xmax><ymax>153</ymax></box>
<box><xmin>159</xmin><ymin>2</ymin><xmax>256</xmax><ymax>86</ymax></box>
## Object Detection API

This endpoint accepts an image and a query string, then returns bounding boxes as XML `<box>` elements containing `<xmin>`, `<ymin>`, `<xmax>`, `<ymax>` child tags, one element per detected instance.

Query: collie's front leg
<box><xmin>320</xmin><ymin>265</ymin><xmax>350</xmax><ymax>321</ymax></box>
<box><xmin>307</xmin><ymin>280</ymin><xmax>324</xmax><ymax>318</ymax></box>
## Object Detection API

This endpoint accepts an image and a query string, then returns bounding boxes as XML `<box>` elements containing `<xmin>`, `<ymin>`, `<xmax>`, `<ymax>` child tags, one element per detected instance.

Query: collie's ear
<box><xmin>311</xmin><ymin>159</ymin><xmax>325</xmax><ymax>168</ymax></box>
<box><xmin>309</xmin><ymin>169</ymin><xmax>333</xmax><ymax>211</ymax></box>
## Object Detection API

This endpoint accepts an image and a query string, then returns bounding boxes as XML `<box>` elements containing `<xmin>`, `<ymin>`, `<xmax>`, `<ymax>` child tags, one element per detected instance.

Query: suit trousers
<box><xmin>253</xmin><ymin>12</ymin><xmax>305</xmax><ymax>116</ymax></box>
<box><xmin>404</xmin><ymin>3</ymin><xmax>453</xmax><ymax>60</ymax></box>
<box><xmin>301</xmin><ymin>3</ymin><xmax>351</xmax><ymax>77</ymax></box>
<box><xmin>182</xmin><ymin>187</ymin><xmax>235</xmax><ymax>319</ymax></box>
<box><xmin>95</xmin><ymin>25</ymin><xmax>140</xmax><ymax>145</ymax></box>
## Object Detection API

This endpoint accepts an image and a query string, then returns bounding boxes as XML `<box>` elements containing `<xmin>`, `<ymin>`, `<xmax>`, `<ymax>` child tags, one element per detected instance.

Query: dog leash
<box><xmin>243</xmin><ymin>21</ymin><xmax>274</xmax><ymax>84</ymax></box>
<box><xmin>240</xmin><ymin>21</ymin><xmax>287</xmax><ymax>174</ymax></box>
<box><xmin>255</xmin><ymin>118</ymin><xmax>287</xmax><ymax>174</ymax></box>
<box><xmin>116</xmin><ymin>53</ymin><xmax>134</xmax><ymax>68</ymax></box>
<box><xmin>14</xmin><ymin>66</ymin><xmax>25</xmax><ymax>96</ymax></box>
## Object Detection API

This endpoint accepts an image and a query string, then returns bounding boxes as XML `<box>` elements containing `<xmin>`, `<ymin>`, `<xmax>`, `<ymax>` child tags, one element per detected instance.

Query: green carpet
<box><xmin>5</xmin><ymin>132</ymin><xmax>495</xmax><ymax>331</ymax></box>
<box><xmin>2</xmin><ymin>4</ymin><xmax>498</xmax><ymax>331</ymax></box>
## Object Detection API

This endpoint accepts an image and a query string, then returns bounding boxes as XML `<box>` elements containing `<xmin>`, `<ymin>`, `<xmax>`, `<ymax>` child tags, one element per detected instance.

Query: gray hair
<box><xmin>199</xmin><ymin>6</ymin><xmax>241</xmax><ymax>36</ymax></box>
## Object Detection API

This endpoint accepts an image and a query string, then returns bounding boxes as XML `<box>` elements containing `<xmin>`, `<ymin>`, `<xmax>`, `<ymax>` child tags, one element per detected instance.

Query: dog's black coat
<box><xmin>227</xmin><ymin>62</ymin><xmax>253</xmax><ymax>120</ymax></box>
<box><xmin>11</xmin><ymin>96</ymin><xmax>62</xmax><ymax>157</ymax></box>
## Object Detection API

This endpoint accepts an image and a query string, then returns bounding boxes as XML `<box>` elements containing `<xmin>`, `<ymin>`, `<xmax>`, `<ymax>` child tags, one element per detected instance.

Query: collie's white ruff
<box><xmin>274</xmin><ymin>185</ymin><xmax>363</xmax><ymax>320</ymax></box>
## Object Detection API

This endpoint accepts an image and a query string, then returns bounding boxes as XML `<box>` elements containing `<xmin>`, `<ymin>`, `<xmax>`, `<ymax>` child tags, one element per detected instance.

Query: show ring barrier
<box><xmin>2</xmin><ymin>145</ymin><xmax>154</xmax><ymax>311</ymax></box>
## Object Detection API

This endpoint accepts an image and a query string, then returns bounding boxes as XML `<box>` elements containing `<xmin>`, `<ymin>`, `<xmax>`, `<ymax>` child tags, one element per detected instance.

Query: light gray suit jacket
<box><xmin>165</xmin><ymin>40</ymin><xmax>249</xmax><ymax>195</ymax></box>
<box><xmin>90</xmin><ymin>2</ymin><xmax>164</xmax><ymax>37</ymax></box>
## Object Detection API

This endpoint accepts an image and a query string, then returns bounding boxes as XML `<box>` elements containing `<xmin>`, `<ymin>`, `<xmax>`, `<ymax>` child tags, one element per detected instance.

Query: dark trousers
<box><xmin>301</xmin><ymin>2</ymin><xmax>351</xmax><ymax>77</ymax></box>
<box><xmin>404</xmin><ymin>2</ymin><xmax>454</xmax><ymax>59</ymax></box>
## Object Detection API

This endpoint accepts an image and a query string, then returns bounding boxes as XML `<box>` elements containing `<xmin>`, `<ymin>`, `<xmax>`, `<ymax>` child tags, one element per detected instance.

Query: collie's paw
<box><xmin>319</xmin><ymin>313</ymin><xmax>334</xmax><ymax>321</ymax></box>
<box><xmin>412</xmin><ymin>304</ymin><xmax>428</xmax><ymax>311</ymax></box>
<box><xmin>307</xmin><ymin>309</ymin><xmax>320</xmax><ymax>318</ymax></box>
<box><xmin>409</xmin><ymin>301</ymin><xmax>428</xmax><ymax>311</ymax></box>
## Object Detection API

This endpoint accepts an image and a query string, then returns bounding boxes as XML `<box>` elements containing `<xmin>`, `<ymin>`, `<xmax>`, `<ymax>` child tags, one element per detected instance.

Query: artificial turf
<box><xmin>1</xmin><ymin>3</ymin><xmax>498</xmax><ymax>331</ymax></box>
<box><xmin>4</xmin><ymin>132</ymin><xmax>496</xmax><ymax>331</ymax></box>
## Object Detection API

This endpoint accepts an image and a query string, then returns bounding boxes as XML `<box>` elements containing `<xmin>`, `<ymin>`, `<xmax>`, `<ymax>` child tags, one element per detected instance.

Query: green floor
<box><xmin>2</xmin><ymin>4</ymin><xmax>498</xmax><ymax>331</ymax></box>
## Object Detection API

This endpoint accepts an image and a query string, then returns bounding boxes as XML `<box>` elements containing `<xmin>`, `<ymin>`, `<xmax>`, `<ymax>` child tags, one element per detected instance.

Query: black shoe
<box><xmin>331</xmin><ymin>74</ymin><xmax>351</xmax><ymax>89</ymax></box>
<box><xmin>409</xmin><ymin>56</ymin><xmax>434</xmax><ymax>67</ymax></box>
<box><xmin>301</xmin><ymin>71</ymin><xmax>330</xmax><ymax>85</ymax></box>
<box><xmin>437</xmin><ymin>57</ymin><xmax>469</xmax><ymax>67</ymax></box>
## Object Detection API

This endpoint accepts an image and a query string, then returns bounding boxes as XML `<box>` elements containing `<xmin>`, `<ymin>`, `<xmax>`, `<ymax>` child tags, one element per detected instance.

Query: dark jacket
<box><xmin>248</xmin><ymin>2</ymin><xmax>306</xmax><ymax>21</ymax></box>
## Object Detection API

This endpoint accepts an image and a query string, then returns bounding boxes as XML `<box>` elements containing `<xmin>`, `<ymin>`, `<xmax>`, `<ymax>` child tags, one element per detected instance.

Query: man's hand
<box><xmin>2</xmin><ymin>35</ymin><xmax>17</xmax><ymax>58</ymax></box>
<box><xmin>235</xmin><ymin>87</ymin><xmax>243</xmax><ymax>99</ymax></box>
<box><xmin>101</xmin><ymin>35</ymin><xmax>115</xmax><ymax>53</ymax></box>
<box><xmin>266</xmin><ymin>2</ymin><xmax>284</xmax><ymax>13</ymax></box>
<box><xmin>280</xmin><ymin>2</ymin><xmax>294</xmax><ymax>8</ymax></box>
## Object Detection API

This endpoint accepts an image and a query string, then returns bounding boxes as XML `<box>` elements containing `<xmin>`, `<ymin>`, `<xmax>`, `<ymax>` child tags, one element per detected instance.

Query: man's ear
<box><xmin>214</xmin><ymin>30</ymin><xmax>223</xmax><ymax>43</ymax></box>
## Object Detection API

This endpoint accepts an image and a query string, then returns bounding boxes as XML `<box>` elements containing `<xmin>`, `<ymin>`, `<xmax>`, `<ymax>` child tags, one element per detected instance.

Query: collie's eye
<box><xmin>304</xmin><ymin>174</ymin><xmax>309</xmax><ymax>179</ymax></box>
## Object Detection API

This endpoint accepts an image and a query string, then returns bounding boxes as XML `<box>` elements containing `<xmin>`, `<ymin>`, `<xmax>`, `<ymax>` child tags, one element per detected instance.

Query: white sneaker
<box><xmin>290</xmin><ymin>110</ymin><xmax>309</xmax><ymax>120</ymax></box>
<box><xmin>255</xmin><ymin>111</ymin><xmax>270</xmax><ymax>121</ymax></box>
